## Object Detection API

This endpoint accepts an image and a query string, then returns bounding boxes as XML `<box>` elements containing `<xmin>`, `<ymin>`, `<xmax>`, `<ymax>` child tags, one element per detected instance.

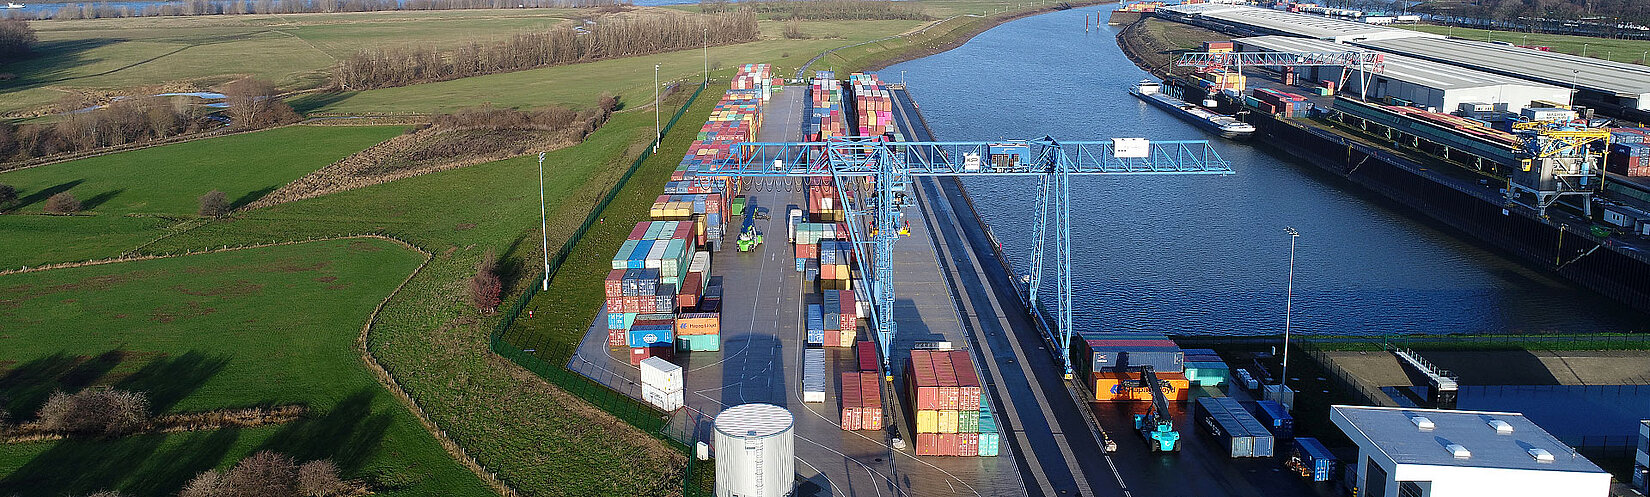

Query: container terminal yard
<box><xmin>558</xmin><ymin>4</ymin><xmax>1650</xmax><ymax>495</ymax></box>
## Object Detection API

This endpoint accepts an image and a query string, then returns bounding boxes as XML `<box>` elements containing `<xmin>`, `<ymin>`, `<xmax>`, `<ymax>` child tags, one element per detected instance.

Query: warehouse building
<box><xmin>1353</xmin><ymin>36</ymin><xmax>1650</xmax><ymax>114</ymax></box>
<box><xmin>1157</xmin><ymin>4</ymin><xmax>1441</xmax><ymax>43</ymax></box>
<box><xmin>1331</xmin><ymin>406</ymin><xmax>1611</xmax><ymax>497</ymax></box>
<box><xmin>1234</xmin><ymin>36</ymin><xmax>1572</xmax><ymax>114</ymax></box>
<box><xmin>1636</xmin><ymin>419</ymin><xmax>1648</xmax><ymax>493</ymax></box>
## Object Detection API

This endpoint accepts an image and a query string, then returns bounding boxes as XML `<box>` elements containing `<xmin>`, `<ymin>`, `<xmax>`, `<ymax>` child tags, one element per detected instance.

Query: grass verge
<box><xmin>1401</xmin><ymin>24</ymin><xmax>1650</xmax><ymax>65</ymax></box>
<box><xmin>0</xmin><ymin>238</ymin><xmax>490</xmax><ymax>496</ymax></box>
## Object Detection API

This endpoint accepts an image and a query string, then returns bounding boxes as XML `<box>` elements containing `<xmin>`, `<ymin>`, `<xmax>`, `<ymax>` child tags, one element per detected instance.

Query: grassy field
<box><xmin>136</xmin><ymin>89</ymin><xmax>706</xmax><ymax>496</ymax></box>
<box><xmin>289</xmin><ymin>18</ymin><xmax>923</xmax><ymax>115</ymax></box>
<box><xmin>1</xmin><ymin>9</ymin><xmax>577</xmax><ymax>115</ymax></box>
<box><xmin>0</xmin><ymin>238</ymin><xmax>491</xmax><ymax>497</ymax></box>
<box><xmin>0</xmin><ymin>125</ymin><xmax>402</xmax><ymax>269</ymax></box>
<box><xmin>1403</xmin><ymin>24</ymin><xmax>1650</xmax><ymax>65</ymax></box>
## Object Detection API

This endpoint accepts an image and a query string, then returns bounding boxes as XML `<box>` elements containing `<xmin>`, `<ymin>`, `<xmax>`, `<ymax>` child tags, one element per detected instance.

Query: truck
<box><xmin>1131</xmin><ymin>366</ymin><xmax>1181</xmax><ymax>452</ymax></box>
<box><xmin>787</xmin><ymin>204</ymin><xmax>803</xmax><ymax>243</ymax></box>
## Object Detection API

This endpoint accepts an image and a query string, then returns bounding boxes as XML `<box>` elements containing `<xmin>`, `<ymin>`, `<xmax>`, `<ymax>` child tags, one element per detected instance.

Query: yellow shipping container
<box><xmin>650</xmin><ymin>202</ymin><xmax>667</xmax><ymax>219</ymax></box>
<box><xmin>916</xmin><ymin>410</ymin><xmax>938</xmax><ymax>433</ymax></box>
<box><xmin>937</xmin><ymin>409</ymin><xmax>959</xmax><ymax>433</ymax></box>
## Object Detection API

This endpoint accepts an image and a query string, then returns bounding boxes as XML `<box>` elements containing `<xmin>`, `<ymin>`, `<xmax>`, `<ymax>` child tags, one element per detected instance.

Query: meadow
<box><xmin>1403</xmin><ymin>24</ymin><xmax>1650</xmax><ymax>65</ymax></box>
<box><xmin>0</xmin><ymin>238</ymin><xmax>491</xmax><ymax>496</ymax></box>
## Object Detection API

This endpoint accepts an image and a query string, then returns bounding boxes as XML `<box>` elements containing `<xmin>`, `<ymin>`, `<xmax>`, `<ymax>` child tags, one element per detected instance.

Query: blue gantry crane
<box><xmin>719</xmin><ymin>136</ymin><xmax>1233</xmax><ymax>376</ymax></box>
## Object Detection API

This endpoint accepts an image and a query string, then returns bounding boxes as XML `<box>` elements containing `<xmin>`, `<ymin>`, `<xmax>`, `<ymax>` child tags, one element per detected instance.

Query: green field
<box><xmin>1403</xmin><ymin>24</ymin><xmax>1650</xmax><ymax>65</ymax></box>
<box><xmin>0</xmin><ymin>9</ymin><xmax>576</xmax><ymax>115</ymax></box>
<box><xmin>289</xmin><ymin>19</ymin><xmax>924</xmax><ymax>115</ymax></box>
<box><xmin>0</xmin><ymin>238</ymin><xmax>491</xmax><ymax>497</ymax></box>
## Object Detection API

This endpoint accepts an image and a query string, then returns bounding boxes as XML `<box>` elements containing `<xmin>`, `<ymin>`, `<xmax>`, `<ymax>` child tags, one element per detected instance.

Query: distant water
<box><xmin>885</xmin><ymin>7</ymin><xmax>1650</xmax><ymax>336</ymax></box>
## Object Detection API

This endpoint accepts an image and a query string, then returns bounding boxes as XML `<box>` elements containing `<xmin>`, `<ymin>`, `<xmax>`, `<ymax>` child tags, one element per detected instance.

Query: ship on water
<box><xmin>1130</xmin><ymin>79</ymin><xmax>1255</xmax><ymax>139</ymax></box>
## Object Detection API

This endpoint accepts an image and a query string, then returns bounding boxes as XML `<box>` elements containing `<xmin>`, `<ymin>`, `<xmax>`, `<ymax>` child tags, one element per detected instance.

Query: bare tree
<box><xmin>0</xmin><ymin>18</ymin><xmax>35</xmax><ymax>62</ymax></box>
<box><xmin>297</xmin><ymin>460</ymin><xmax>347</xmax><ymax>497</ymax></box>
<box><xmin>44</xmin><ymin>192</ymin><xmax>82</xmax><ymax>214</ymax></box>
<box><xmin>222</xmin><ymin>78</ymin><xmax>299</xmax><ymax>130</ymax></box>
<box><xmin>36</xmin><ymin>389</ymin><xmax>150</xmax><ymax>436</ymax></box>
<box><xmin>469</xmin><ymin>249</ymin><xmax>502</xmax><ymax>313</ymax></box>
<box><xmin>198</xmin><ymin>190</ymin><xmax>229</xmax><ymax>217</ymax></box>
<box><xmin>179</xmin><ymin>470</ymin><xmax>227</xmax><ymax>497</ymax></box>
<box><xmin>222</xmin><ymin>450</ymin><xmax>298</xmax><ymax>497</ymax></box>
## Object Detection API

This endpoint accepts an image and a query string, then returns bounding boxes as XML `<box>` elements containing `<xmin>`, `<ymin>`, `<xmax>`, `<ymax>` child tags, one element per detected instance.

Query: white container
<box><xmin>1265</xmin><ymin>384</ymin><xmax>1296</xmax><ymax>411</ymax></box>
<box><xmin>646</xmin><ymin>242</ymin><xmax>667</xmax><ymax>269</ymax></box>
<box><xmin>802</xmin><ymin>349</ymin><xmax>826</xmax><ymax>403</ymax></box>
<box><xmin>714</xmin><ymin>403</ymin><xmax>795</xmax><ymax>497</ymax></box>
<box><xmin>639</xmin><ymin>356</ymin><xmax>683</xmax><ymax>393</ymax></box>
<box><xmin>690</xmin><ymin>251</ymin><xmax>711</xmax><ymax>276</ymax></box>
<box><xmin>643</xmin><ymin>384</ymin><xmax>684</xmax><ymax>411</ymax></box>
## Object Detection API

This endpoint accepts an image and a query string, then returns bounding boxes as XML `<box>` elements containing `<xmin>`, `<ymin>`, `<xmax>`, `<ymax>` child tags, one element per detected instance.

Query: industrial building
<box><xmin>1353</xmin><ymin>36</ymin><xmax>1650</xmax><ymax>113</ymax></box>
<box><xmin>1637</xmin><ymin>419</ymin><xmax>1648</xmax><ymax>494</ymax></box>
<box><xmin>1331</xmin><ymin>406</ymin><xmax>1612</xmax><ymax>497</ymax></box>
<box><xmin>1234</xmin><ymin>36</ymin><xmax>1573</xmax><ymax>114</ymax></box>
<box><xmin>1157</xmin><ymin>4</ymin><xmax>1441</xmax><ymax>42</ymax></box>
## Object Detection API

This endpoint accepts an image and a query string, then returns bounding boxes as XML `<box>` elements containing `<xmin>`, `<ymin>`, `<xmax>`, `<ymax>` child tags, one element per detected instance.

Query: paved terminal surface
<box><xmin>1325</xmin><ymin>349</ymin><xmax>1650</xmax><ymax>387</ymax></box>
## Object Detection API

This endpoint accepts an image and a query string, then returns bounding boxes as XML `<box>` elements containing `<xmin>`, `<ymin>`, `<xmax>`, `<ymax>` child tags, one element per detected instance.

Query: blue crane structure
<box><xmin>717</xmin><ymin>136</ymin><xmax>1234</xmax><ymax>376</ymax></box>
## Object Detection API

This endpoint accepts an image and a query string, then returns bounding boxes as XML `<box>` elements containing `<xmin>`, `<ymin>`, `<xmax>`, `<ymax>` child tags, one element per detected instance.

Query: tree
<box><xmin>469</xmin><ymin>249</ymin><xmax>502</xmax><ymax>313</ymax></box>
<box><xmin>44</xmin><ymin>192</ymin><xmax>82</xmax><ymax>214</ymax></box>
<box><xmin>0</xmin><ymin>18</ymin><xmax>35</xmax><ymax>62</ymax></box>
<box><xmin>222</xmin><ymin>78</ymin><xmax>299</xmax><ymax>130</ymax></box>
<box><xmin>297</xmin><ymin>460</ymin><xmax>347</xmax><ymax>497</ymax></box>
<box><xmin>36</xmin><ymin>389</ymin><xmax>150</xmax><ymax>436</ymax></box>
<box><xmin>222</xmin><ymin>450</ymin><xmax>298</xmax><ymax>497</ymax></box>
<box><xmin>0</xmin><ymin>183</ymin><xmax>17</xmax><ymax>211</ymax></box>
<box><xmin>198</xmin><ymin>190</ymin><xmax>229</xmax><ymax>217</ymax></box>
<box><xmin>179</xmin><ymin>470</ymin><xmax>227</xmax><ymax>497</ymax></box>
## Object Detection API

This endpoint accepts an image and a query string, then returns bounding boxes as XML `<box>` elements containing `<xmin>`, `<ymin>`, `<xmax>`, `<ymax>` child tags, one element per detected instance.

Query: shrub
<box><xmin>0</xmin><ymin>18</ymin><xmax>34</xmax><ymax>61</ymax></box>
<box><xmin>0</xmin><ymin>183</ymin><xmax>16</xmax><ymax>211</ymax></box>
<box><xmin>44</xmin><ymin>192</ymin><xmax>81</xmax><ymax>214</ymax></box>
<box><xmin>783</xmin><ymin>19</ymin><xmax>806</xmax><ymax>39</ymax></box>
<box><xmin>36</xmin><ymin>389</ymin><xmax>150</xmax><ymax>436</ymax></box>
<box><xmin>223</xmin><ymin>78</ymin><xmax>300</xmax><ymax>130</ymax></box>
<box><xmin>222</xmin><ymin>450</ymin><xmax>298</xmax><ymax>497</ymax></box>
<box><xmin>469</xmin><ymin>249</ymin><xmax>502</xmax><ymax>313</ymax></box>
<box><xmin>179</xmin><ymin>470</ymin><xmax>227</xmax><ymax>497</ymax></box>
<box><xmin>198</xmin><ymin>190</ymin><xmax>229</xmax><ymax>217</ymax></box>
<box><xmin>297</xmin><ymin>460</ymin><xmax>347</xmax><ymax>497</ymax></box>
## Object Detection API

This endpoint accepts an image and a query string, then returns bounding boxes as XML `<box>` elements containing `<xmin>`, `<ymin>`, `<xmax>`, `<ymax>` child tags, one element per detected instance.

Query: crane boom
<box><xmin>1175</xmin><ymin>51</ymin><xmax>1385</xmax><ymax>71</ymax></box>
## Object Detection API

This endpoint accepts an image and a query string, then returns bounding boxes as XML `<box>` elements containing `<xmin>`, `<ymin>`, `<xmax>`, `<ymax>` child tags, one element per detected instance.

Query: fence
<box><xmin>485</xmin><ymin>80</ymin><xmax>714</xmax><ymax>496</ymax></box>
<box><xmin>1171</xmin><ymin>334</ymin><xmax>1650</xmax><ymax>352</ymax></box>
<box><xmin>1300</xmin><ymin>340</ymin><xmax>1396</xmax><ymax>407</ymax></box>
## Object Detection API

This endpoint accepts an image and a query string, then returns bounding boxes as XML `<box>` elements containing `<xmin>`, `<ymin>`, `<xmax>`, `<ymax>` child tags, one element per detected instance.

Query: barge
<box><xmin>1131</xmin><ymin>79</ymin><xmax>1255</xmax><ymax>139</ymax></box>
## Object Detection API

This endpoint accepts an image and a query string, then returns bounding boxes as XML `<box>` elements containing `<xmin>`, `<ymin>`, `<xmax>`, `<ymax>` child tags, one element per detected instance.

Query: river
<box><xmin>884</xmin><ymin>6</ymin><xmax>1648</xmax><ymax>337</ymax></box>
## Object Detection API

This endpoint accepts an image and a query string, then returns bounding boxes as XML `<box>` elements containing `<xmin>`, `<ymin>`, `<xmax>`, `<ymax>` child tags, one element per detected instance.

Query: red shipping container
<box><xmin>605</xmin><ymin>269</ymin><xmax>625</xmax><ymax>296</ymax></box>
<box><xmin>629</xmin><ymin>222</ymin><xmax>650</xmax><ymax>241</ymax></box>
<box><xmin>841</xmin><ymin>372</ymin><xmax>862</xmax><ymax>430</ymax></box>
<box><xmin>825</xmin><ymin>329</ymin><xmax>840</xmax><ymax>348</ymax></box>
<box><xmin>960</xmin><ymin>433</ymin><xmax>980</xmax><ymax>457</ymax></box>
<box><xmin>857</xmin><ymin>341</ymin><xmax>878</xmax><ymax>372</ymax></box>
<box><xmin>607</xmin><ymin>329</ymin><xmax>626</xmax><ymax>347</ymax></box>
<box><xmin>938</xmin><ymin>433</ymin><xmax>959</xmax><ymax>456</ymax></box>
<box><xmin>909</xmin><ymin>350</ymin><xmax>939</xmax><ymax>411</ymax></box>
<box><xmin>933</xmin><ymin>352</ymin><xmax>959</xmax><ymax>410</ymax></box>
<box><xmin>916</xmin><ymin>433</ymin><xmax>939</xmax><ymax>456</ymax></box>
<box><xmin>629</xmin><ymin>345</ymin><xmax>673</xmax><ymax>366</ymax></box>
<box><xmin>622</xmin><ymin>295</ymin><xmax>639</xmax><ymax>314</ymax></box>
<box><xmin>950</xmin><ymin>350</ymin><xmax>982</xmax><ymax>411</ymax></box>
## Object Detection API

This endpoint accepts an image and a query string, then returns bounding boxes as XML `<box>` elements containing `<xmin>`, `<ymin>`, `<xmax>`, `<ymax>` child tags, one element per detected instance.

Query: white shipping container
<box><xmin>802</xmin><ymin>348</ymin><xmax>827</xmax><ymax>403</ymax></box>
<box><xmin>639</xmin><ymin>356</ymin><xmax>683</xmax><ymax>392</ymax></box>
<box><xmin>690</xmin><ymin>251</ymin><xmax>711</xmax><ymax>275</ymax></box>
<box><xmin>714</xmin><ymin>404</ymin><xmax>795</xmax><ymax>497</ymax></box>
<box><xmin>1265</xmin><ymin>384</ymin><xmax>1296</xmax><ymax>411</ymax></box>
<box><xmin>643</xmin><ymin>383</ymin><xmax>684</xmax><ymax>411</ymax></box>
<box><xmin>646</xmin><ymin>242</ymin><xmax>667</xmax><ymax>269</ymax></box>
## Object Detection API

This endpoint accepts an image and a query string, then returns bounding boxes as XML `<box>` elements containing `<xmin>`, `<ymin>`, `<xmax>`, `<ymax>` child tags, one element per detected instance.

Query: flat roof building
<box><xmin>1158</xmin><ymin>4</ymin><xmax>1441</xmax><ymax>43</ymax></box>
<box><xmin>1235</xmin><ymin>36</ymin><xmax>1572</xmax><ymax>114</ymax></box>
<box><xmin>1332</xmin><ymin>406</ymin><xmax>1611</xmax><ymax>497</ymax></box>
<box><xmin>1353</xmin><ymin>37</ymin><xmax>1650</xmax><ymax>112</ymax></box>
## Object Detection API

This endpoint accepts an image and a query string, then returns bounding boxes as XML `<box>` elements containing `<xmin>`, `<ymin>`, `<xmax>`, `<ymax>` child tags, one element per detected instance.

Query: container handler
<box><xmin>736</xmin><ymin>206</ymin><xmax>762</xmax><ymax>252</ymax></box>
<box><xmin>1131</xmin><ymin>366</ymin><xmax>1181</xmax><ymax>452</ymax></box>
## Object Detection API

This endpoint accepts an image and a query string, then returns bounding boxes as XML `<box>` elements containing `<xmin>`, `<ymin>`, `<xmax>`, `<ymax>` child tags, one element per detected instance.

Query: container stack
<box><xmin>729</xmin><ymin>63</ymin><xmax>773</xmax><ymax>100</ymax></box>
<box><xmin>1199</xmin><ymin>70</ymin><xmax>1246</xmax><ymax>92</ymax></box>
<box><xmin>817</xmin><ymin>241</ymin><xmax>853</xmax><ymax>292</ymax></box>
<box><xmin>1609</xmin><ymin>140</ymin><xmax>1650</xmax><ymax>177</ymax></box>
<box><xmin>821</xmin><ymin>289</ymin><xmax>857</xmax><ymax>347</ymax></box>
<box><xmin>1194</xmin><ymin>396</ymin><xmax>1276</xmax><ymax>458</ymax></box>
<box><xmin>1071</xmin><ymin>332</ymin><xmax>1189</xmax><ymax>402</ymax></box>
<box><xmin>977</xmin><ymin>392</ymin><xmax>1000</xmax><ymax>456</ymax></box>
<box><xmin>809</xmin><ymin>71</ymin><xmax>846</xmax><ymax>141</ymax></box>
<box><xmin>848</xmin><ymin>73</ymin><xmax>894</xmax><ymax>137</ymax></box>
<box><xmin>1248</xmin><ymin>88</ymin><xmax>1312</xmax><ymax>117</ymax></box>
<box><xmin>839</xmin><ymin>371</ymin><xmax>883</xmax><ymax>431</ymax></box>
<box><xmin>907</xmin><ymin>350</ymin><xmax>994</xmax><ymax>457</ymax></box>
<box><xmin>1182</xmin><ymin>348</ymin><xmax>1229</xmax><ymax>387</ymax></box>
<box><xmin>1202</xmin><ymin>40</ymin><xmax>1234</xmax><ymax>53</ymax></box>
<box><xmin>807</xmin><ymin>183</ymin><xmax>846</xmax><ymax>222</ymax></box>
<box><xmin>627</xmin><ymin>314</ymin><xmax>675</xmax><ymax>365</ymax></box>
<box><xmin>650</xmin><ymin>193</ymin><xmax>727</xmax><ymax>246</ymax></box>
<box><xmin>639</xmin><ymin>356</ymin><xmax>684</xmax><ymax>411</ymax></box>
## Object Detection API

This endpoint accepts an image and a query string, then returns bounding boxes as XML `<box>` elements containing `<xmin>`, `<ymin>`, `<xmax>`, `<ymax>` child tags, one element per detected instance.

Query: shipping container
<box><xmin>1288</xmin><ymin>437</ymin><xmax>1336</xmax><ymax>482</ymax></box>
<box><xmin>1071</xmin><ymin>332</ymin><xmax>1185</xmax><ymax>376</ymax></box>
<box><xmin>639</xmin><ymin>356</ymin><xmax>682</xmax><ymax>392</ymax></box>
<box><xmin>802</xmin><ymin>348</ymin><xmax>827</xmax><ymax>403</ymax></box>
<box><xmin>1090</xmin><ymin>371</ymin><xmax>1191</xmax><ymax>402</ymax></box>
<box><xmin>1194</xmin><ymin>396</ymin><xmax>1274</xmax><ymax>458</ymax></box>
<box><xmin>1252</xmin><ymin>399</ymin><xmax>1294</xmax><ymax>440</ymax></box>
<box><xmin>642</xmin><ymin>383</ymin><xmax>684</xmax><ymax>411</ymax></box>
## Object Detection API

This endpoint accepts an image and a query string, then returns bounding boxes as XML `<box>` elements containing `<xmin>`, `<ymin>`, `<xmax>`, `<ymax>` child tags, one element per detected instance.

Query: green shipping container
<box><xmin>676</xmin><ymin>334</ymin><xmax>721</xmax><ymax>352</ymax></box>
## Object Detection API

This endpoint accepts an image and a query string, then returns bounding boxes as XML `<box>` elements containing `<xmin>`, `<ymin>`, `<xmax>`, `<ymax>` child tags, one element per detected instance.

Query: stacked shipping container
<box><xmin>1608</xmin><ymin>135</ymin><xmax>1650</xmax><ymax>177</ymax></box>
<box><xmin>906</xmin><ymin>350</ymin><xmax>996</xmax><ymax>456</ymax></box>
<box><xmin>1194</xmin><ymin>396</ymin><xmax>1276</xmax><ymax>458</ymax></box>
<box><xmin>848</xmin><ymin>73</ymin><xmax>894</xmax><ymax>137</ymax></box>
<box><xmin>1183</xmin><ymin>348</ymin><xmax>1229</xmax><ymax>387</ymax></box>
<box><xmin>839</xmin><ymin>371</ymin><xmax>883</xmax><ymax>430</ymax></box>
<box><xmin>1249</xmin><ymin>88</ymin><xmax>1313</xmax><ymax>118</ymax></box>
<box><xmin>809</xmin><ymin>71</ymin><xmax>846</xmax><ymax>141</ymax></box>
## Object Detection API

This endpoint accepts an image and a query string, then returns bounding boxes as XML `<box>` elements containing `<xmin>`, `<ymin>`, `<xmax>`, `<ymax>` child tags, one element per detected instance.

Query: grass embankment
<box><xmin>1401</xmin><ymin>24</ymin><xmax>1650</xmax><ymax>65</ymax></box>
<box><xmin>1115</xmin><ymin>16</ymin><xmax>1227</xmax><ymax>79</ymax></box>
<box><xmin>818</xmin><ymin>0</ymin><xmax>1113</xmax><ymax>74</ymax></box>
<box><xmin>0</xmin><ymin>125</ymin><xmax>404</xmax><ymax>269</ymax></box>
<box><xmin>0</xmin><ymin>238</ymin><xmax>491</xmax><ymax>497</ymax></box>
<box><xmin>0</xmin><ymin>9</ymin><xmax>576</xmax><ymax>115</ymax></box>
<box><xmin>138</xmin><ymin>90</ymin><xmax>706</xmax><ymax>496</ymax></box>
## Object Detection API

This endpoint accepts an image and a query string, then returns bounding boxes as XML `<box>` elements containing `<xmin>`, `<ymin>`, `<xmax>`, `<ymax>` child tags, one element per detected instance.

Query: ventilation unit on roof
<box><xmin>1528</xmin><ymin>448</ymin><xmax>1554</xmax><ymax>463</ymax></box>
<box><xmin>1446</xmin><ymin>444</ymin><xmax>1471</xmax><ymax>459</ymax></box>
<box><xmin>1487</xmin><ymin>419</ymin><xmax>1513</xmax><ymax>434</ymax></box>
<box><xmin>1410</xmin><ymin>415</ymin><xmax>1435</xmax><ymax>430</ymax></box>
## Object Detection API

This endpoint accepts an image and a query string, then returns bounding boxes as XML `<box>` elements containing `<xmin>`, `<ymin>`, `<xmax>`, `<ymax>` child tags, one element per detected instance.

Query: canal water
<box><xmin>885</xmin><ymin>7</ymin><xmax>1649</xmax><ymax>336</ymax></box>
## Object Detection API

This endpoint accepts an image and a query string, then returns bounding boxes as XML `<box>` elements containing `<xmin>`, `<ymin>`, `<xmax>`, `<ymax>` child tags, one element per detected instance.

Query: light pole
<box><xmin>703</xmin><ymin>26</ymin><xmax>709</xmax><ymax>84</ymax></box>
<box><xmin>901</xmin><ymin>70</ymin><xmax>906</xmax><ymax>86</ymax></box>
<box><xmin>1571</xmin><ymin>69</ymin><xmax>1579</xmax><ymax>101</ymax></box>
<box><xmin>1583</xmin><ymin>43</ymin><xmax>1589</xmax><ymax>57</ymax></box>
<box><xmin>653</xmin><ymin>63</ymin><xmax>661</xmax><ymax>154</ymax></box>
<box><xmin>1281</xmin><ymin>227</ymin><xmax>1300</xmax><ymax>390</ymax></box>
<box><xmin>537</xmin><ymin>152</ymin><xmax>550</xmax><ymax>291</ymax></box>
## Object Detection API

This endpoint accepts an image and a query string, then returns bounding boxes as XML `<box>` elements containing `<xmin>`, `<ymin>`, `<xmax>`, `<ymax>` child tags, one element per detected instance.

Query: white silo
<box><xmin>714</xmin><ymin>403</ymin><xmax>794</xmax><ymax>497</ymax></box>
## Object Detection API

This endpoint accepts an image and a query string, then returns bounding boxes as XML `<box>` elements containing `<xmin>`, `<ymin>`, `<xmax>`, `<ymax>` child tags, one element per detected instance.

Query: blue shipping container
<box><xmin>1291</xmin><ymin>437</ymin><xmax>1336</xmax><ymax>482</ymax></box>
<box><xmin>628</xmin><ymin>326</ymin><xmax>673</xmax><ymax>348</ymax></box>
<box><xmin>1254</xmin><ymin>400</ymin><xmax>1294</xmax><ymax>440</ymax></box>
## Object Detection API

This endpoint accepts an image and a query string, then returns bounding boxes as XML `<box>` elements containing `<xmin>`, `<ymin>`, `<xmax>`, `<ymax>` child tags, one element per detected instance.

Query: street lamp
<box><xmin>702</xmin><ymin>25</ymin><xmax>709</xmax><ymax>84</ymax></box>
<box><xmin>1571</xmin><ymin>69</ymin><xmax>1579</xmax><ymax>101</ymax></box>
<box><xmin>1280</xmin><ymin>227</ymin><xmax>1300</xmax><ymax>390</ymax></box>
<box><xmin>1583</xmin><ymin>43</ymin><xmax>1589</xmax><ymax>57</ymax></box>
<box><xmin>653</xmin><ymin>63</ymin><xmax>661</xmax><ymax>154</ymax></box>
<box><xmin>537</xmin><ymin>152</ymin><xmax>550</xmax><ymax>291</ymax></box>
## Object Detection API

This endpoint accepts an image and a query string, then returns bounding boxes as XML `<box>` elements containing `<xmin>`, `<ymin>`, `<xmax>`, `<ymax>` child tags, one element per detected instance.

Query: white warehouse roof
<box><xmin>1161</xmin><ymin>4</ymin><xmax>1442</xmax><ymax>42</ymax></box>
<box><xmin>1331</xmin><ymin>406</ymin><xmax>1607</xmax><ymax>473</ymax></box>
<box><xmin>1354</xmin><ymin>37</ymin><xmax>1650</xmax><ymax>102</ymax></box>
<box><xmin>1235</xmin><ymin>36</ymin><xmax>1563</xmax><ymax>93</ymax></box>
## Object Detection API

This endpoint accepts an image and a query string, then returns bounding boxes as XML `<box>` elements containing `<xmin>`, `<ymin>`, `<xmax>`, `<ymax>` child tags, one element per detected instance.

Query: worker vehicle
<box><xmin>736</xmin><ymin>204</ymin><xmax>762</xmax><ymax>252</ymax></box>
<box><xmin>1131</xmin><ymin>366</ymin><xmax>1182</xmax><ymax>452</ymax></box>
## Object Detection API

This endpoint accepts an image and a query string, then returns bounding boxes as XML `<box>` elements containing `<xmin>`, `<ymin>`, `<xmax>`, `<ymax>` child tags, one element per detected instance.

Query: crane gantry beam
<box><xmin>702</xmin><ymin>137</ymin><xmax>1233</xmax><ymax>376</ymax></box>
<box><xmin>1175</xmin><ymin>51</ymin><xmax>1385</xmax><ymax>72</ymax></box>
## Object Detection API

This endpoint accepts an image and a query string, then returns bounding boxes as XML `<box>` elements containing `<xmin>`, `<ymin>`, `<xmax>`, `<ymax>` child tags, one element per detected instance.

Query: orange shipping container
<box><xmin>675</xmin><ymin>314</ymin><xmax>720</xmax><ymax>336</ymax></box>
<box><xmin>1091</xmin><ymin>371</ymin><xmax>1190</xmax><ymax>402</ymax></box>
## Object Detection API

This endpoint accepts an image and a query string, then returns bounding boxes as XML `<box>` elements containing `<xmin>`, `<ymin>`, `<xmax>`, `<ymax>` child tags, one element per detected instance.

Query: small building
<box><xmin>1636</xmin><ymin>419</ymin><xmax>1648</xmax><ymax>493</ymax></box>
<box><xmin>1331</xmin><ymin>406</ymin><xmax>1611</xmax><ymax>497</ymax></box>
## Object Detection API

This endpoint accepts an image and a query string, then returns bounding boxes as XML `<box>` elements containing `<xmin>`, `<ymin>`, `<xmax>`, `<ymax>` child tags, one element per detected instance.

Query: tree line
<box><xmin>1407</xmin><ymin>0</ymin><xmax>1649</xmax><ymax>24</ymax></box>
<box><xmin>698</xmin><ymin>0</ymin><xmax>929</xmax><ymax>21</ymax></box>
<box><xmin>0</xmin><ymin>78</ymin><xmax>297</xmax><ymax>165</ymax></box>
<box><xmin>7</xmin><ymin>0</ymin><xmax>618</xmax><ymax>21</ymax></box>
<box><xmin>331</xmin><ymin>11</ymin><xmax>758</xmax><ymax>90</ymax></box>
